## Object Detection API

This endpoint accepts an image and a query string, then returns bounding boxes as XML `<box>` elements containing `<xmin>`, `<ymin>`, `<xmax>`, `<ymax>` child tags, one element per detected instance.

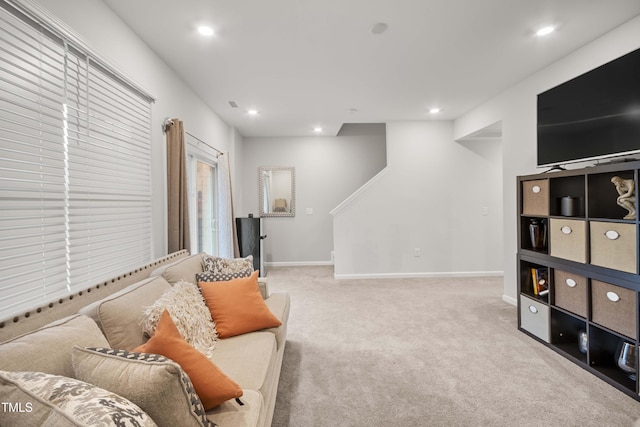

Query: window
<box><xmin>0</xmin><ymin>1</ymin><xmax>154</xmax><ymax>319</ymax></box>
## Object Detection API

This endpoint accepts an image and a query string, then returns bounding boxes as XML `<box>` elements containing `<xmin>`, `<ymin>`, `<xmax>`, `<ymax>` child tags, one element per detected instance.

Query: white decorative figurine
<box><xmin>611</xmin><ymin>176</ymin><xmax>636</xmax><ymax>220</ymax></box>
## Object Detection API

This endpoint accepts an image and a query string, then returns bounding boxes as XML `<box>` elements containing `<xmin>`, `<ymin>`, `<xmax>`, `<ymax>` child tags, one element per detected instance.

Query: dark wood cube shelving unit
<box><xmin>517</xmin><ymin>161</ymin><xmax>640</xmax><ymax>401</ymax></box>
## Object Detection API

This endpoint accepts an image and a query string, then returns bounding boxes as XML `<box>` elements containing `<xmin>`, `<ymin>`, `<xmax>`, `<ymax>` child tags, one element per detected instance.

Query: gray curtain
<box><xmin>166</xmin><ymin>118</ymin><xmax>190</xmax><ymax>253</ymax></box>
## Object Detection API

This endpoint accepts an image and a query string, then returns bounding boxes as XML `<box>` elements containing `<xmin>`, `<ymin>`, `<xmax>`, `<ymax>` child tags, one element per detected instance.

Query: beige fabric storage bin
<box><xmin>520</xmin><ymin>295</ymin><xmax>550</xmax><ymax>342</ymax></box>
<box><xmin>522</xmin><ymin>179</ymin><xmax>549</xmax><ymax>216</ymax></box>
<box><xmin>553</xmin><ymin>270</ymin><xmax>587</xmax><ymax>317</ymax></box>
<box><xmin>590</xmin><ymin>221</ymin><xmax>637</xmax><ymax>274</ymax></box>
<box><xmin>549</xmin><ymin>218</ymin><xmax>587</xmax><ymax>263</ymax></box>
<box><xmin>591</xmin><ymin>280</ymin><xmax>636</xmax><ymax>340</ymax></box>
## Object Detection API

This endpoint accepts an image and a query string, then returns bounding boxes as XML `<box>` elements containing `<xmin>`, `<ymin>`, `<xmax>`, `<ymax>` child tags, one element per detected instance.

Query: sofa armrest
<box><xmin>263</xmin><ymin>293</ymin><xmax>290</xmax><ymax>350</ymax></box>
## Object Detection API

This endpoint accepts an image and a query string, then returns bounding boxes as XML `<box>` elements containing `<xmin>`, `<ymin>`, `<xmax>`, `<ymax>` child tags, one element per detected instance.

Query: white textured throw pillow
<box><xmin>141</xmin><ymin>281</ymin><xmax>218</xmax><ymax>358</ymax></box>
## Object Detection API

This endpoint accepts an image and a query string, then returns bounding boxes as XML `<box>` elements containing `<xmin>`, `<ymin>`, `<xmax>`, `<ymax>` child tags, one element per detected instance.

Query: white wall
<box><xmin>37</xmin><ymin>0</ymin><xmax>242</xmax><ymax>258</ymax></box>
<box><xmin>240</xmin><ymin>130</ymin><xmax>387</xmax><ymax>265</ymax></box>
<box><xmin>332</xmin><ymin>121</ymin><xmax>503</xmax><ymax>278</ymax></box>
<box><xmin>229</xmin><ymin>127</ymin><xmax>245</xmax><ymax>216</ymax></box>
<box><xmin>455</xmin><ymin>15</ymin><xmax>640</xmax><ymax>304</ymax></box>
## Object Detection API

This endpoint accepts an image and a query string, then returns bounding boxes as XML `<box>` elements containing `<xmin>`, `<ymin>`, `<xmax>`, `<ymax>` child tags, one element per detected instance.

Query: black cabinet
<box><xmin>236</xmin><ymin>217</ymin><xmax>266</xmax><ymax>276</ymax></box>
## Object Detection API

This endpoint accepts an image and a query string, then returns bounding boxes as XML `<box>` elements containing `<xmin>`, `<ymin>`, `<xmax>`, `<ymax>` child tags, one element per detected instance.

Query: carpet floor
<box><xmin>267</xmin><ymin>266</ymin><xmax>640</xmax><ymax>427</ymax></box>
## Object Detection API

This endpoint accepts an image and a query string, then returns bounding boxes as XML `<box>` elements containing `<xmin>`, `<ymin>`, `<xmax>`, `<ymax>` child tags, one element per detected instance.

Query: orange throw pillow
<box><xmin>199</xmin><ymin>270</ymin><xmax>282</xmax><ymax>338</ymax></box>
<box><xmin>133</xmin><ymin>310</ymin><xmax>242</xmax><ymax>409</ymax></box>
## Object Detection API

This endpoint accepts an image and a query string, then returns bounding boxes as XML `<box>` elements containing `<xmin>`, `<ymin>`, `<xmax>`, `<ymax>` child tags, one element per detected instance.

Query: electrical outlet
<box><xmin>414</xmin><ymin>248</ymin><xmax>421</xmax><ymax>257</ymax></box>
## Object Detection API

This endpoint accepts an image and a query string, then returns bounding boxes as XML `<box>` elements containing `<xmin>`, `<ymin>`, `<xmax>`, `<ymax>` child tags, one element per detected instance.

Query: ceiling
<box><xmin>101</xmin><ymin>0</ymin><xmax>640</xmax><ymax>138</ymax></box>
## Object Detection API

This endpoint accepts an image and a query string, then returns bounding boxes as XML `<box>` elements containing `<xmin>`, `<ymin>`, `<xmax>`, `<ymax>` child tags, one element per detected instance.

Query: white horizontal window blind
<box><xmin>0</xmin><ymin>1</ymin><xmax>153</xmax><ymax>319</ymax></box>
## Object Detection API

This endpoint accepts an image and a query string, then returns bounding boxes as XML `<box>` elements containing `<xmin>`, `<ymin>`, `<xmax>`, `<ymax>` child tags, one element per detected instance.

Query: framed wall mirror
<box><xmin>259</xmin><ymin>166</ymin><xmax>295</xmax><ymax>217</ymax></box>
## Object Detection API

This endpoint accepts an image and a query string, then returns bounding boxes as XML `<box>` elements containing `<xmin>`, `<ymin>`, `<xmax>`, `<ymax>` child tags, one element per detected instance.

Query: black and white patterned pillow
<box><xmin>202</xmin><ymin>255</ymin><xmax>253</xmax><ymax>274</ymax></box>
<box><xmin>0</xmin><ymin>370</ymin><xmax>156</xmax><ymax>427</ymax></box>
<box><xmin>196</xmin><ymin>268</ymin><xmax>253</xmax><ymax>283</ymax></box>
<box><xmin>72</xmin><ymin>347</ymin><xmax>216</xmax><ymax>427</ymax></box>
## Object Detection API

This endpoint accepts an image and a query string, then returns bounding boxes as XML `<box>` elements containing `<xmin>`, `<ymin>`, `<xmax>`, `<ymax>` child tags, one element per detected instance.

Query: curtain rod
<box><xmin>185</xmin><ymin>131</ymin><xmax>223</xmax><ymax>157</ymax></box>
<box><xmin>162</xmin><ymin>118</ymin><xmax>223</xmax><ymax>157</ymax></box>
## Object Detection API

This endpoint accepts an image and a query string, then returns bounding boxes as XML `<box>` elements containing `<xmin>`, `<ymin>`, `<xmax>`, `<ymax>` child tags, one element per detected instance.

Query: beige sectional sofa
<box><xmin>0</xmin><ymin>251</ymin><xmax>290</xmax><ymax>427</ymax></box>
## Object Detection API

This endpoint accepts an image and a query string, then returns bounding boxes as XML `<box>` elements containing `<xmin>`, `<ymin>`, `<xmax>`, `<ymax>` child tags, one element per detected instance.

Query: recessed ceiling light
<box><xmin>429</xmin><ymin>107</ymin><xmax>441</xmax><ymax>114</ymax></box>
<box><xmin>313</xmin><ymin>127</ymin><xmax>324</xmax><ymax>133</ymax></box>
<box><xmin>247</xmin><ymin>109</ymin><xmax>259</xmax><ymax>116</ymax></box>
<box><xmin>370</xmin><ymin>22</ymin><xmax>389</xmax><ymax>35</ymax></box>
<box><xmin>536</xmin><ymin>26</ymin><xmax>555</xmax><ymax>37</ymax></box>
<box><xmin>197</xmin><ymin>25</ymin><xmax>215</xmax><ymax>37</ymax></box>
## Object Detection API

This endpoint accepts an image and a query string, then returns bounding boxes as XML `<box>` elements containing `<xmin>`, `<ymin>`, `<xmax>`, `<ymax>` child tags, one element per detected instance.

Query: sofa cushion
<box><xmin>207</xmin><ymin>389</ymin><xmax>262</xmax><ymax>427</ymax></box>
<box><xmin>210</xmin><ymin>331</ymin><xmax>277</xmax><ymax>393</ymax></box>
<box><xmin>0</xmin><ymin>370</ymin><xmax>156</xmax><ymax>427</ymax></box>
<box><xmin>202</xmin><ymin>254</ymin><xmax>253</xmax><ymax>274</ymax></box>
<box><xmin>79</xmin><ymin>276</ymin><xmax>171</xmax><ymax>350</ymax></box>
<box><xmin>133</xmin><ymin>310</ymin><xmax>243</xmax><ymax>410</ymax></box>
<box><xmin>72</xmin><ymin>347</ymin><xmax>215</xmax><ymax>427</ymax></box>
<box><xmin>0</xmin><ymin>314</ymin><xmax>108</xmax><ymax>378</ymax></box>
<box><xmin>151</xmin><ymin>253</ymin><xmax>204</xmax><ymax>285</ymax></box>
<box><xmin>199</xmin><ymin>271</ymin><xmax>281</xmax><ymax>338</ymax></box>
<box><xmin>141</xmin><ymin>280</ymin><xmax>218</xmax><ymax>358</ymax></box>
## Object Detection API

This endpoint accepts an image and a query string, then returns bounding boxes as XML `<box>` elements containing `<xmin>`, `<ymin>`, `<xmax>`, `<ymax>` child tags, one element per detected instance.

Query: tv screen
<box><xmin>537</xmin><ymin>47</ymin><xmax>640</xmax><ymax>167</ymax></box>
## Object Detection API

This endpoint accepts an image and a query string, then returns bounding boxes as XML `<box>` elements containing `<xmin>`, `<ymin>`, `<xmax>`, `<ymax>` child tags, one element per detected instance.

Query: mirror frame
<box><xmin>258</xmin><ymin>166</ymin><xmax>295</xmax><ymax>217</ymax></box>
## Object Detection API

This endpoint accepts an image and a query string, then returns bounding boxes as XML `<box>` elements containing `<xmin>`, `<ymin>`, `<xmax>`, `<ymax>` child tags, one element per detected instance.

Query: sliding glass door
<box><xmin>191</xmin><ymin>158</ymin><xmax>218</xmax><ymax>255</ymax></box>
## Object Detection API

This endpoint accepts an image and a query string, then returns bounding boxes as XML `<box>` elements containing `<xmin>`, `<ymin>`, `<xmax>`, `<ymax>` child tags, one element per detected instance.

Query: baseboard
<box><xmin>333</xmin><ymin>271</ymin><xmax>504</xmax><ymax>280</ymax></box>
<box><xmin>266</xmin><ymin>261</ymin><xmax>334</xmax><ymax>267</ymax></box>
<box><xmin>502</xmin><ymin>294</ymin><xmax>517</xmax><ymax>306</ymax></box>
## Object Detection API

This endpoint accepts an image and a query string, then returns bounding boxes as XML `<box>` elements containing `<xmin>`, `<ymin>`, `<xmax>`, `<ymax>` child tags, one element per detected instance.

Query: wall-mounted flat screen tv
<box><xmin>537</xmin><ymin>47</ymin><xmax>640</xmax><ymax>167</ymax></box>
